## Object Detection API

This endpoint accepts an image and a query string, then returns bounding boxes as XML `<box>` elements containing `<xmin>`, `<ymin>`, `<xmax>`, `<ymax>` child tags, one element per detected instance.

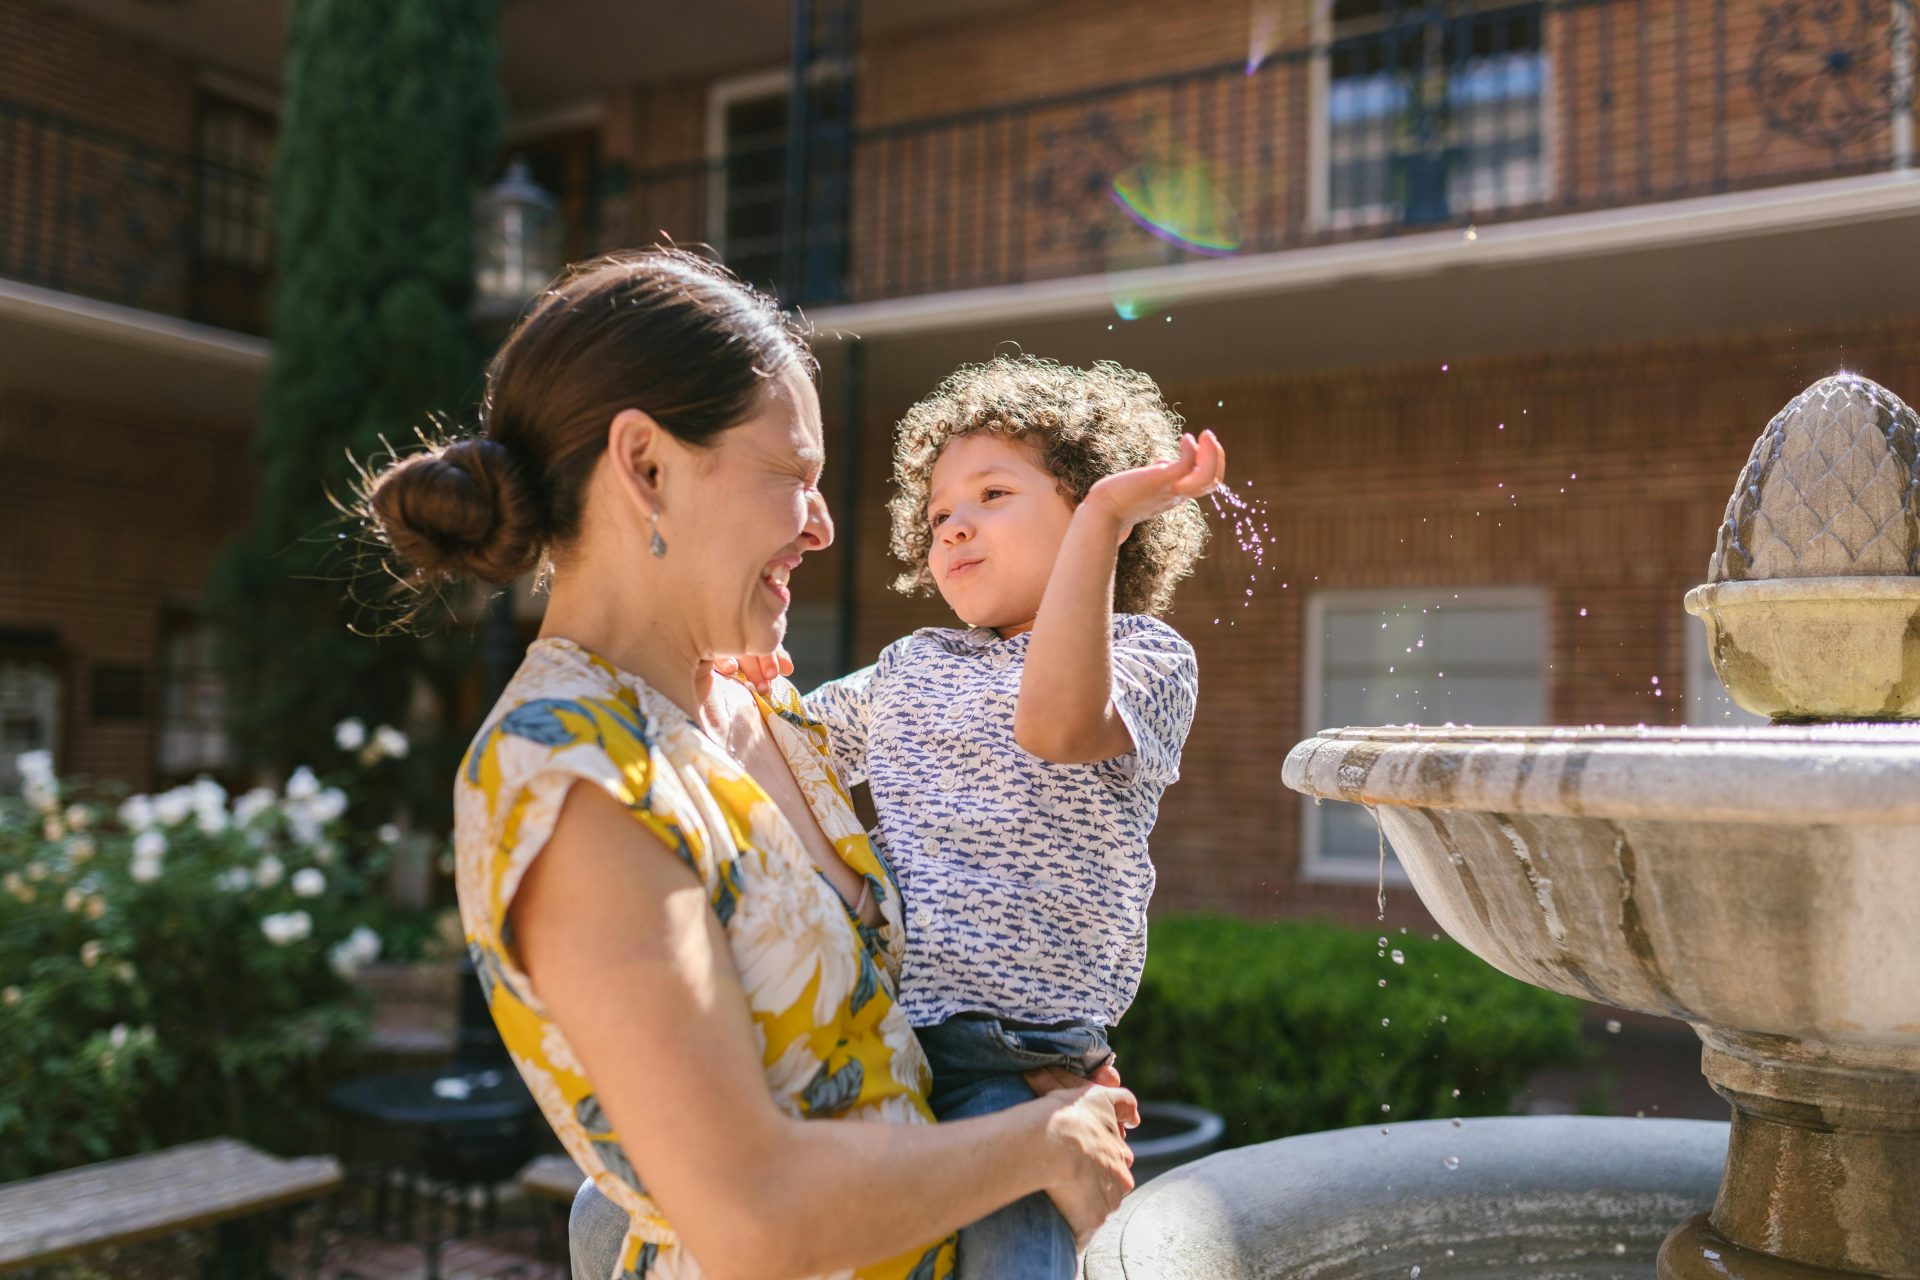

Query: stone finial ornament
<box><xmin>1686</xmin><ymin>374</ymin><xmax>1920</xmax><ymax>721</ymax></box>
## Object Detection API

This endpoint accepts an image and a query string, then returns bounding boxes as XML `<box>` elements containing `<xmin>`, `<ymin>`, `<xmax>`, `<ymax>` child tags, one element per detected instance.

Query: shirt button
<box><xmin>938</xmin><ymin>774</ymin><xmax>958</xmax><ymax>791</ymax></box>
<box><xmin>921</xmin><ymin>835</ymin><xmax>942</xmax><ymax>856</ymax></box>
<box><xmin>990</xmin><ymin>651</ymin><xmax>1010</xmax><ymax>670</ymax></box>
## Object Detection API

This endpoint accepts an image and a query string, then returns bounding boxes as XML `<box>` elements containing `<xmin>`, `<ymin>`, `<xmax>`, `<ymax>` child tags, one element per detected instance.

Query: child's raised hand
<box><xmin>711</xmin><ymin>646</ymin><xmax>793</xmax><ymax>695</ymax></box>
<box><xmin>1083</xmin><ymin>429</ymin><xmax>1226</xmax><ymax>533</ymax></box>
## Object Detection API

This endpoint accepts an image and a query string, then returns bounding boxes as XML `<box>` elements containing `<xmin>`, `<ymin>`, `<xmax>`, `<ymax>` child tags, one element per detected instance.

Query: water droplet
<box><xmin>1451</xmin><ymin>1117</ymin><xmax>1462</xmax><ymax>1128</ymax></box>
<box><xmin>1612</xmin><ymin>1243</ymin><xmax>1628</xmax><ymax>1256</ymax></box>
<box><xmin>1579</xmin><ymin>607</ymin><xmax>1589</xmax><ymax>617</ymax></box>
<box><xmin>1451</xmin><ymin>1088</ymin><xmax>1461</xmax><ymax>1098</ymax></box>
<box><xmin>1390</xmin><ymin>949</ymin><xmax>1405</xmax><ymax>965</ymax></box>
<box><xmin>1443</xmin><ymin>1156</ymin><xmax>1460</xmax><ymax>1171</ymax></box>
<box><xmin>1378</xmin><ymin>978</ymin><xmax>1388</xmax><ymax>987</ymax></box>
<box><xmin>1439</xmin><ymin>1014</ymin><xmax>1448</xmax><ymax>1023</ymax></box>
<box><xmin>1381</xmin><ymin>1126</ymin><xmax>1391</xmax><ymax>1134</ymax></box>
<box><xmin>1381</xmin><ymin>1018</ymin><xmax>1391</xmax><ymax>1027</ymax></box>
<box><xmin>1444</xmin><ymin>1249</ymin><xmax>1455</xmax><ymax>1259</ymax></box>
<box><xmin>1411</xmin><ymin>1267</ymin><xmax>1422</xmax><ymax>1279</ymax></box>
<box><xmin>1381</xmin><ymin>1103</ymin><xmax>1392</xmax><ymax>1113</ymax></box>
<box><xmin>1606</xmin><ymin>1019</ymin><xmax>1623</xmax><ymax>1034</ymax></box>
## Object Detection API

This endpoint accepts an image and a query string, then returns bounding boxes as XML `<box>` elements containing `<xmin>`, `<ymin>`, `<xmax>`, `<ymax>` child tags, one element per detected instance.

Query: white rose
<box><xmin>372</xmin><ymin>726</ymin><xmax>409</xmax><ymax>760</ymax></box>
<box><xmin>108</xmin><ymin>1023</ymin><xmax>129</xmax><ymax>1049</ymax></box>
<box><xmin>1</xmin><ymin>986</ymin><xmax>20</xmax><ymax>1006</ymax></box>
<box><xmin>195</xmin><ymin>806</ymin><xmax>230</xmax><ymax>836</ymax></box>
<box><xmin>232</xmin><ymin>788</ymin><xmax>276</xmax><ymax>827</ymax></box>
<box><xmin>310</xmin><ymin>788</ymin><xmax>348</xmax><ymax>825</ymax></box>
<box><xmin>260</xmin><ymin>910</ymin><xmax>312</xmax><ymax>946</ymax></box>
<box><xmin>285</xmin><ymin>809</ymin><xmax>322</xmax><ymax>848</ymax></box>
<box><xmin>129</xmin><ymin>853</ymin><xmax>163</xmax><ymax>884</ymax></box>
<box><xmin>334</xmin><ymin>719</ymin><xmax>367</xmax><ymax>751</ymax></box>
<box><xmin>378</xmin><ymin>823</ymin><xmax>402</xmax><ymax>845</ymax></box>
<box><xmin>118</xmin><ymin>795</ymin><xmax>155</xmax><ymax>832</ymax></box>
<box><xmin>191</xmin><ymin>777</ymin><xmax>228</xmax><ymax>813</ymax></box>
<box><xmin>311</xmin><ymin>840</ymin><xmax>339</xmax><ymax>866</ymax></box>
<box><xmin>63</xmin><ymin>887</ymin><xmax>86</xmax><ymax>913</ymax></box>
<box><xmin>152</xmin><ymin>788</ymin><xmax>194</xmax><ymax>828</ymax></box>
<box><xmin>291</xmin><ymin>868</ymin><xmax>326</xmax><ymax>898</ymax></box>
<box><xmin>346</xmin><ymin>925</ymin><xmax>381</xmax><ymax>964</ymax></box>
<box><xmin>217</xmin><ymin>867</ymin><xmax>252</xmax><ymax>893</ymax></box>
<box><xmin>64</xmin><ymin>804</ymin><xmax>91</xmax><ymax>830</ymax></box>
<box><xmin>14</xmin><ymin>750</ymin><xmax>53</xmax><ymax>789</ymax></box>
<box><xmin>41</xmin><ymin>815</ymin><xmax>65</xmax><ymax>841</ymax></box>
<box><xmin>133</xmin><ymin>831</ymin><xmax>168</xmax><ymax>860</ymax></box>
<box><xmin>67</xmin><ymin>834</ymin><xmax>95</xmax><ymax>863</ymax></box>
<box><xmin>80</xmin><ymin>940</ymin><xmax>104</xmax><ymax>967</ymax></box>
<box><xmin>285</xmin><ymin>766</ymin><xmax>320</xmax><ymax>802</ymax></box>
<box><xmin>254</xmin><ymin>855</ymin><xmax>285</xmax><ymax>889</ymax></box>
<box><xmin>85</xmin><ymin>894</ymin><xmax>106</xmax><ymax>920</ymax></box>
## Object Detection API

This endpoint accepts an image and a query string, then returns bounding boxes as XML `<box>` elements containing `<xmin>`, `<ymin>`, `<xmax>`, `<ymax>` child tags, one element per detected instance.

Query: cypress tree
<box><xmin>215</xmin><ymin>0</ymin><xmax>503</xmax><ymax>812</ymax></box>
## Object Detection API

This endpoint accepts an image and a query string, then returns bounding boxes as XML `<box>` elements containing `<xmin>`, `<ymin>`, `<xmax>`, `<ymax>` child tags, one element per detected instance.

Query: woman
<box><xmin>364</xmin><ymin>248</ymin><xmax>1136</xmax><ymax>1280</ymax></box>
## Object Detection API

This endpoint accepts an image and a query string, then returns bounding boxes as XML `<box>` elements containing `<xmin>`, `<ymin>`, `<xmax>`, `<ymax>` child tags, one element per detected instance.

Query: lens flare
<box><xmin>1109</xmin><ymin>154</ymin><xmax>1242</xmax><ymax>258</ymax></box>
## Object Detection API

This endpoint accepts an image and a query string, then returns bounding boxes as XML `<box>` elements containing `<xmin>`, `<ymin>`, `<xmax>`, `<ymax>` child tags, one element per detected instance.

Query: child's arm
<box><xmin>806</xmin><ymin>659</ymin><xmax>880</xmax><ymax>788</ymax></box>
<box><xmin>1015</xmin><ymin>430</ymin><xmax>1223</xmax><ymax>764</ymax></box>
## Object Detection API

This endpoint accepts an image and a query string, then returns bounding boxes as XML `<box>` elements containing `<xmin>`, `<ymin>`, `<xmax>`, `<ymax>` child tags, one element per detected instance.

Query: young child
<box><xmin>756</xmin><ymin>355</ymin><xmax>1222</xmax><ymax>1278</ymax></box>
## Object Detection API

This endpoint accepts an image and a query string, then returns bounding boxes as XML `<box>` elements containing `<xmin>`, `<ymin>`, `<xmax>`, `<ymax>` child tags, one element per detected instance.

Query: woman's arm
<box><xmin>512</xmin><ymin>781</ymin><xmax>1135</xmax><ymax>1280</ymax></box>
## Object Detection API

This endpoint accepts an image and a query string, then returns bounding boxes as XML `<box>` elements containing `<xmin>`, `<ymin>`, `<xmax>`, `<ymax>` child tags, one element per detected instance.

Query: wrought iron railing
<box><xmin>598</xmin><ymin>0</ymin><xmax>1919</xmax><ymax>309</ymax></box>
<box><xmin>0</xmin><ymin>99</ymin><xmax>270</xmax><ymax>335</ymax></box>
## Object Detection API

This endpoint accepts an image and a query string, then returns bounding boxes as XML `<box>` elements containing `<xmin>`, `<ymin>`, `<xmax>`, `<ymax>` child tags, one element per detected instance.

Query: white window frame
<box><xmin>1308</xmin><ymin>0</ymin><xmax>1559</xmax><ymax>233</ymax></box>
<box><xmin>1299</xmin><ymin>584</ymin><xmax>1550</xmax><ymax>884</ymax></box>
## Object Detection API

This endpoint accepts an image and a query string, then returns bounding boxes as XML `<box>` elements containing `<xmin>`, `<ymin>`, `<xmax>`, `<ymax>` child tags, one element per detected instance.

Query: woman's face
<box><xmin>669</xmin><ymin>366</ymin><xmax>834</xmax><ymax>660</ymax></box>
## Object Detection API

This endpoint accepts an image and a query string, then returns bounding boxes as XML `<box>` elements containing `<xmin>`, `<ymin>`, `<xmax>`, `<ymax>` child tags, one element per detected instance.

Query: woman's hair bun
<box><xmin>367</xmin><ymin>436</ymin><xmax>543</xmax><ymax>586</ymax></box>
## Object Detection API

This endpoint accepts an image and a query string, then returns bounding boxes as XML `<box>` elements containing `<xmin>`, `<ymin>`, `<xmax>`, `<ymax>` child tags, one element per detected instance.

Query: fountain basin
<box><xmin>1283</xmin><ymin>725</ymin><xmax>1920</xmax><ymax>1278</ymax></box>
<box><xmin>1082</xmin><ymin>1117</ymin><xmax>1728</xmax><ymax>1279</ymax></box>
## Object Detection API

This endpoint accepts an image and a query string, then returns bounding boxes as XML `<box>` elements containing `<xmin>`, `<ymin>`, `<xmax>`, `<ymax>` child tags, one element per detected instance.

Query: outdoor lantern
<box><xmin>472</xmin><ymin>156</ymin><xmax>559</xmax><ymax>325</ymax></box>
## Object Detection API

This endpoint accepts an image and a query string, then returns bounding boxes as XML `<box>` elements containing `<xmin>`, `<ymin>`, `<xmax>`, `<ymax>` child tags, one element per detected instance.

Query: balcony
<box><xmin>0</xmin><ymin>97</ymin><xmax>269</xmax><ymax>336</ymax></box>
<box><xmin>598</xmin><ymin>0</ymin><xmax>1920</xmax><ymax>310</ymax></box>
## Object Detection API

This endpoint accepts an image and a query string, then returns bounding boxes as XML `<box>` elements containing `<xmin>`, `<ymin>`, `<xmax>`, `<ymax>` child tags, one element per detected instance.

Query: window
<box><xmin>707</xmin><ymin>71</ymin><xmax>852</xmax><ymax>301</ymax></box>
<box><xmin>194</xmin><ymin>92</ymin><xmax>275</xmax><ymax>331</ymax></box>
<box><xmin>1302</xmin><ymin>587</ymin><xmax>1548</xmax><ymax>881</ymax></box>
<box><xmin>156</xmin><ymin>611</ymin><xmax>231</xmax><ymax>779</ymax></box>
<box><xmin>0</xmin><ymin>657</ymin><xmax>63</xmax><ymax>794</ymax></box>
<box><xmin>1324</xmin><ymin>0</ymin><xmax>1547</xmax><ymax>228</ymax></box>
<box><xmin>1685</xmin><ymin>615</ymin><xmax>1767</xmax><ymax>727</ymax></box>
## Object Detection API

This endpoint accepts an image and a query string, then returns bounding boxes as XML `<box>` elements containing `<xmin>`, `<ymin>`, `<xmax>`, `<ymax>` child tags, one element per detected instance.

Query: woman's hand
<box><xmin>1082</xmin><ymin>429</ymin><xmax>1226</xmax><ymax>535</ymax></box>
<box><xmin>712</xmin><ymin>646</ymin><xmax>793</xmax><ymax>695</ymax></box>
<box><xmin>1023</xmin><ymin>1060</ymin><xmax>1137</xmax><ymax>1128</ymax></box>
<box><xmin>1036</xmin><ymin>1084</ymin><xmax>1139</xmax><ymax>1246</ymax></box>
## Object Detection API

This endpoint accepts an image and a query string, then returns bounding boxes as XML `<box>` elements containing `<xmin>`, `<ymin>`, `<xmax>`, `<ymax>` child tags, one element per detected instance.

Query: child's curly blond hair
<box><xmin>887</xmin><ymin>355</ymin><xmax>1210</xmax><ymax>617</ymax></box>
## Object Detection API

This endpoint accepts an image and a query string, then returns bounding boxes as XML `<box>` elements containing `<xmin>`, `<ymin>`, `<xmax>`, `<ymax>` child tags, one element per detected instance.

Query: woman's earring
<box><xmin>649</xmin><ymin>512</ymin><xmax>668</xmax><ymax>559</ymax></box>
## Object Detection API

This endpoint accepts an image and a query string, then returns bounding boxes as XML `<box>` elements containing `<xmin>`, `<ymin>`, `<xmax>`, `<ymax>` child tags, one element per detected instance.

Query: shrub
<box><xmin>1115</xmin><ymin>915</ymin><xmax>1589</xmax><ymax>1145</ymax></box>
<box><xmin>0</xmin><ymin>739</ymin><xmax>428</xmax><ymax>1180</ymax></box>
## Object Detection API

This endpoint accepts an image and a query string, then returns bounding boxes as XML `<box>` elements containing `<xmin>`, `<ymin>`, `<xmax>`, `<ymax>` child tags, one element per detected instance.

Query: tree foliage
<box><xmin>215</xmin><ymin>0</ymin><xmax>503</xmax><ymax>816</ymax></box>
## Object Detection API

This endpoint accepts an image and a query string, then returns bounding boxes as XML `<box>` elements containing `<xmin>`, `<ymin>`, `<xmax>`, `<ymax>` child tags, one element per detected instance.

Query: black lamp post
<box><xmin>471</xmin><ymin>157</ymin><xmax>560</xmax><ymax>705</ymax></box>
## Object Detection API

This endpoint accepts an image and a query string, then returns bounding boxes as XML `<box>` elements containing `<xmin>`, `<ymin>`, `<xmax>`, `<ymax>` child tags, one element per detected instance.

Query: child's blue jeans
<box><xmin>917</xmin><ymin>1013</ymin><xmax>1114</xmax><ymax>1280</ymax></box>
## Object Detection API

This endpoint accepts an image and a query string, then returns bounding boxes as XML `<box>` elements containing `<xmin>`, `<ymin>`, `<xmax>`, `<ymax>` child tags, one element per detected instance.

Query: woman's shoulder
<box><xmin>459</xmin><ymin>639</ymin><xmax>662</xmax><ymax>798</ymax></box>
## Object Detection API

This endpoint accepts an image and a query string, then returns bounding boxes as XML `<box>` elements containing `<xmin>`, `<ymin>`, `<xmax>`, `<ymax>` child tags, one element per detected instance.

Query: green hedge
<box><xmin>1115</xmin><ymin>915</ymin><xmax>1588</xmax><ymax>1145</ymax></box>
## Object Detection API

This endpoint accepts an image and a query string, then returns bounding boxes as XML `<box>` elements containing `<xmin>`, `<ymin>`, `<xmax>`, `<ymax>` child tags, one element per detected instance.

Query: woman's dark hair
<box><xmin>364</xmin><ymin>248</ymin><xmax>812</xmax><ymax>588</ymax></box>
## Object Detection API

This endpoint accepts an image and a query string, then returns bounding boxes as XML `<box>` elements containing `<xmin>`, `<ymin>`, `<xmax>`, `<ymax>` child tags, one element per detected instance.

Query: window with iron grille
<box><xmin>1325</xmin><ymin>0</ymin><xmax>1547</xmax><ymax>229</ymax></box>
<box><xmin>156</xmin><ymin>609</ymin><xmax>232</xmax><ymax>779</ymax></box>
<box><xmin>710</xmin><ymin>74</ymin><xmax>852</xmax><ymax>302</ymax></box>
<box><xmin>194</xmin><ymin>92</ymin><xmax>274</xmax><ymax>331</ymax></box>
<box><xmin>0</xmin><ymin>657</ymin><xmax>63</xmax><ymax>794</ymax></box>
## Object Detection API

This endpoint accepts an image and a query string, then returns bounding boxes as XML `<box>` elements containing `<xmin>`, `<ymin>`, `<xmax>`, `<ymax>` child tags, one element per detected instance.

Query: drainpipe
<box><xmin>836</xmin><ymin>336</ymin><xmax>865</xmax><ymax>677</ymax></box>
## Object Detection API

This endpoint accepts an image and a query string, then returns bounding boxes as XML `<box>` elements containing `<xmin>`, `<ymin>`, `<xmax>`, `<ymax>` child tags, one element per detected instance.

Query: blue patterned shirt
<box><xmin>806</xmin><ymin>614</ymin><xmax>1198</xmax><ymax>1027</ymax></box>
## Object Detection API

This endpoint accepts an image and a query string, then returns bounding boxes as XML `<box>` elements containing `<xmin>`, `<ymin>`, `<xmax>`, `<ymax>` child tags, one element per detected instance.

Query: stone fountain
<box><xmin>1085</xmin><ymin>374</ymin><xmax>1920</xmax><ymax>1279</ymax></box>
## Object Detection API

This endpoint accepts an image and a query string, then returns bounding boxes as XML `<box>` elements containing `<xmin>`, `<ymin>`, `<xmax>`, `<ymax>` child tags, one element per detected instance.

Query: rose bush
<box><xmin>0</xmin><ymin>728</ymin><xmax>433</xmax><ymax>1181</ymax></box>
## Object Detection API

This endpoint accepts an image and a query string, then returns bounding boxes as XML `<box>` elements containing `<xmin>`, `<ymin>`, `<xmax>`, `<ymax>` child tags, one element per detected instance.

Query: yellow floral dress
<box><xmin>454</xmin><ymin>637</ymin><xmax>956</xmax><ymax>1280</ymax></box>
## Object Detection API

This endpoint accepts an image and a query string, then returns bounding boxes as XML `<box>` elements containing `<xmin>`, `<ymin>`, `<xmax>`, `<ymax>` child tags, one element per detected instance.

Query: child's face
<box><xmin>925</xmin><ymin>432</ymin><xmax>1077</xmax><ymax>636</ymax></box>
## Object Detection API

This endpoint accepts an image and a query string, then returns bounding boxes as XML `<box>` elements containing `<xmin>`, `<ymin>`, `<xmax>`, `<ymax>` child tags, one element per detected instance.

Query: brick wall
<box><xmin>0</xmin><ymin>391</ymin><xmax>254</xmax><ymax>789</ymax></box>
<box><xmin>839</xmin><ymin>312</ymin><xmax>1920</xmax><ymax>926</ymax></box>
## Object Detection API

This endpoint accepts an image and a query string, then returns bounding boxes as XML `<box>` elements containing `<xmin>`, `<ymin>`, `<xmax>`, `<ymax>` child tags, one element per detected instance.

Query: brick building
<box><xmin>5</xmin><ymin>0</ymin><xmax>1919</xmax><ymax>924</ymax></box>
